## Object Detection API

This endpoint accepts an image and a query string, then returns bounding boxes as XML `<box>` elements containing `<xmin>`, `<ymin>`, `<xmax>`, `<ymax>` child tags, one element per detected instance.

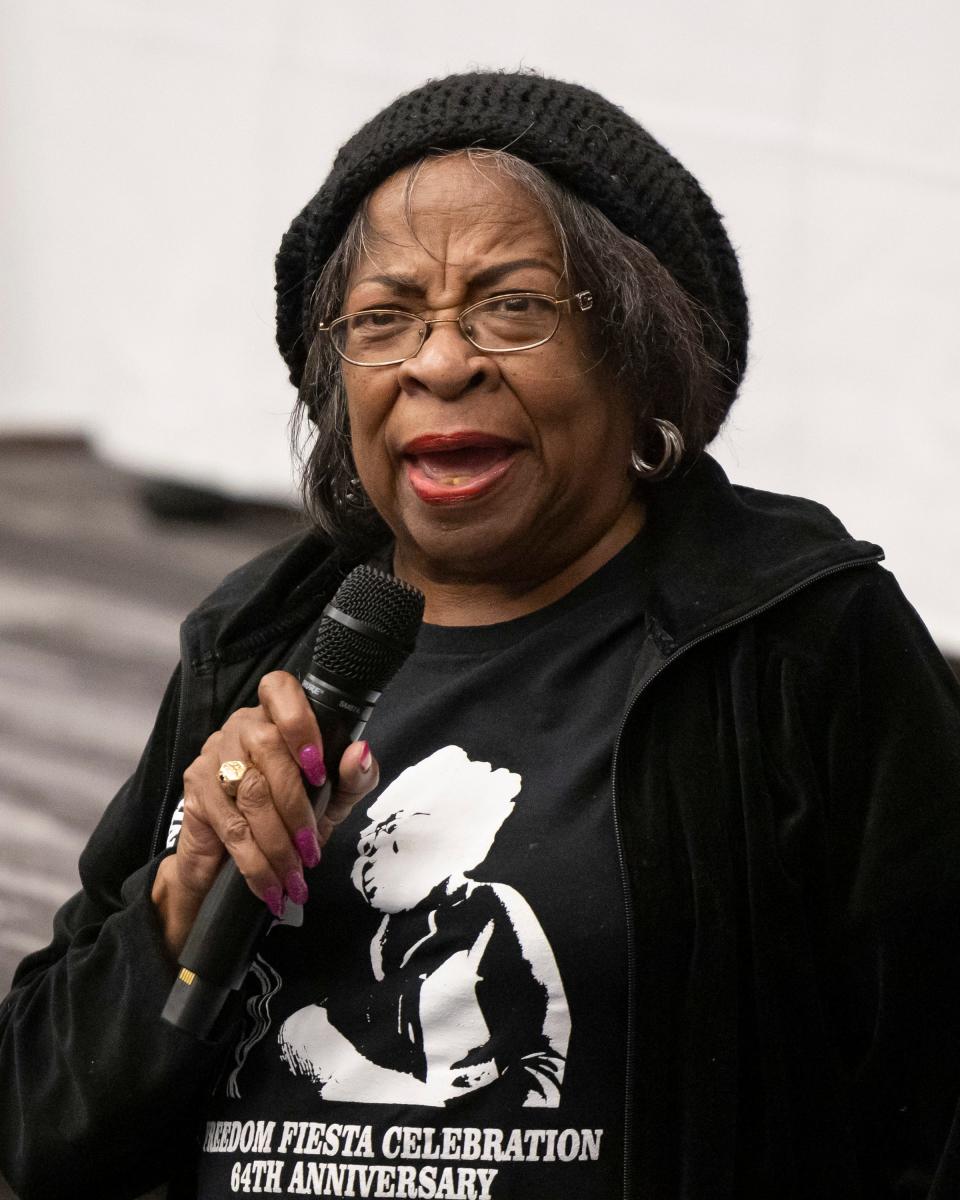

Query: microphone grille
<box><xmin>332</xmin><ymin>564</ymin><xmax>425</xmax><ymax>638</ymax></box>
<box><xmin>312</xmin><ymin>565</ymin><xmax>425</xmax><ymax>691</ymax></box>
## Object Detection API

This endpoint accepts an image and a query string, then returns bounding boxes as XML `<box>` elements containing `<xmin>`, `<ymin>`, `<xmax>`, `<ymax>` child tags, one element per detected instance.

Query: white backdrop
<box><xmin>2</xmin><ymin>0</ymin><xmax>958</xmax><ymax>650</ymax></box>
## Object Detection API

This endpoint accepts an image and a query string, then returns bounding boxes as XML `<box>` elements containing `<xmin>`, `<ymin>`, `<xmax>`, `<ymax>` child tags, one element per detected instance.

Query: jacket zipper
<box><xmin>610</xmin><ymin>554</ymin><xmax>882</xmax><ymax>1199</ymax></box>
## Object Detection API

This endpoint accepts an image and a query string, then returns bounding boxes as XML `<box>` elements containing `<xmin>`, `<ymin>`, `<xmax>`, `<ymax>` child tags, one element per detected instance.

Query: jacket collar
<box><xmin>178</xmin><ymin>455</ymin><xmax>884</xmax><ymax>670</ymax></box>
<box><xmin>639</xmin><ymin>455</ymin><xmax>884</xmax><ymax>655</ymax></box>
<box><xmin>179</xmin><ymin>531</ymin><xmax>352</xmax><ymax>673</ymax></box>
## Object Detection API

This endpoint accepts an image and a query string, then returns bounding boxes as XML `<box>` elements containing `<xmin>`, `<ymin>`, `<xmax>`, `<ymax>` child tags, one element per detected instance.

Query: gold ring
<box><xmin>218</xmin><ymin>760</ymin><xmax>250</xmax><ymax>797</ymax></box>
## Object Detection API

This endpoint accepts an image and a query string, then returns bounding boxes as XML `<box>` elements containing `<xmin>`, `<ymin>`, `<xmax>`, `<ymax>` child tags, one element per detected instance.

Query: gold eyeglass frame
<box><xmin>318</xmin><ymin>290</ymin><xmax>595</xmax><ymax>367</ymax></box>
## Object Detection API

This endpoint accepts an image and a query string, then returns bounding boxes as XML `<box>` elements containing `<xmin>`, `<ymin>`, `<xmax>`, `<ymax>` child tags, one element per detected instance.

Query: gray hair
<box><xmin>291</xmin><ymin>148</ymin><xmax>730</xmax><ymax>553</ymax></box>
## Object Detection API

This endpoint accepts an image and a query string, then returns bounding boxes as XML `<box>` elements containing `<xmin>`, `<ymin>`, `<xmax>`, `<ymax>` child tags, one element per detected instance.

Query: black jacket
<box><xmin>3</xmin><ymin>456</ymin><xmax>960</xmax><ymax>1199</ymax></box>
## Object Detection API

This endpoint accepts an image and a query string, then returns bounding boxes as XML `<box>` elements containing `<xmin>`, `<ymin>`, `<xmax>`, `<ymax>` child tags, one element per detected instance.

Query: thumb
<box><xmin>317</xmin><ymin>740</ymin><xmax>378</xmax><ymax>845</ymax></box>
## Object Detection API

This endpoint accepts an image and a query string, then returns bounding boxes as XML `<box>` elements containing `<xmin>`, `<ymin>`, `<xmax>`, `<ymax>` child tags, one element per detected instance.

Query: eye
<box><xmin>336</xmin><ymin>310</ymin><xmax>421</xmax><ymax>359</ymax></box>
<box><xmin>351</xmin><ymin>310</ymin><xmax>406</xmax><ymax>330</ymax></box>
<box><xmin>464</xmin><ymin>294</ymin><xmax>558</xmax><ymax>349</ymax></box>
<box><xmin>484</xmin><ymin>294</ymin><xmax>535</xmax><ymax>314</ymax></box>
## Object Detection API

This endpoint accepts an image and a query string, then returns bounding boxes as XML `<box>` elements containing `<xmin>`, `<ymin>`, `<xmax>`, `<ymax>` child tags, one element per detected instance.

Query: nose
<box><xmin>397</xmin><ymin>319</ymin><xmax>500</xmax><ymax>402</ymax></box>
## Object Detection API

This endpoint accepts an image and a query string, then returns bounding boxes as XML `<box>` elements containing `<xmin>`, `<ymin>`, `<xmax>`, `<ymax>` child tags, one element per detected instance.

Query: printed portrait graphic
<box><xmin>278</xmin><ymin>745</ymin><xmax>571</xmax><ymax>1107</ymax></box>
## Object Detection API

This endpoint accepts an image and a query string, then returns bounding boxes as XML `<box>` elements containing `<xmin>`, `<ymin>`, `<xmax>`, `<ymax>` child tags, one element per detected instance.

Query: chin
<box><xmin>396</xmin><ymin>504</ymin><xmax>536</xmax><ymax>579</ymax></box>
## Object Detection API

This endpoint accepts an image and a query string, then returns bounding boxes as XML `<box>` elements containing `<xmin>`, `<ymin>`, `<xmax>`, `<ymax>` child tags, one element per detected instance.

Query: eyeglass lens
<box><xmin>331</xmin><ymin>295</ymin><xmax>561</xmax><ymax>364</ymax></box>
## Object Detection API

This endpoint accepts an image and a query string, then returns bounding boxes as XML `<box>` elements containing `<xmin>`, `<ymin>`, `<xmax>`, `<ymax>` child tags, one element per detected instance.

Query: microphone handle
<box><xmin>160</xmin><ymin>687</ymin><xmax>366</xmax><ymax>1038</ymax></box>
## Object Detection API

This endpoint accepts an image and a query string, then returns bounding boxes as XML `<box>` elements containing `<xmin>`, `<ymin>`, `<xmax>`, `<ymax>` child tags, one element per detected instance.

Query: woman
<box><xmin>2</xmin><ymin>71</ymin><xmax>960</xmax><ymax>1200</ymax></box>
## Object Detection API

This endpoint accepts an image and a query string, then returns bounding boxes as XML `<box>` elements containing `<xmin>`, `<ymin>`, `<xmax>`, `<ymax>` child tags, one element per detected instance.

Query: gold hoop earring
<box><xmin>630</xmin><ymin>418</ymin><xmax>684</xmax><ymax>480</ymax></box>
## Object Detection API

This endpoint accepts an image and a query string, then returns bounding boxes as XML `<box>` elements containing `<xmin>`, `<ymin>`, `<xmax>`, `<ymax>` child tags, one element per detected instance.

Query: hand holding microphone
<box><xmin>154</xmin><ymin>565</ymin><xmax>424</xmax><ymax>1037</ymax></box>
<box><xmin>150</xmin><ymin>676</ymin><xmax>373</xmax><ymax>960</ymax></box>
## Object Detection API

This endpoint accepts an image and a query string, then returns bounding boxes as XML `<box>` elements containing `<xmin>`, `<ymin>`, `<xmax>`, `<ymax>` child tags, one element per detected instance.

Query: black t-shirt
<box><xmin>192</xmin><ymin>534</ymin><xmax>650</xmax><ymax>1198</ymax></box>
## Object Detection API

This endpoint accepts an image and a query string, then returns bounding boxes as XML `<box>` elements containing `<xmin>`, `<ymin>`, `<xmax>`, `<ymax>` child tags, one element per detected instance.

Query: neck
<box><xmin>393</xmin><ymin>496</ymin><xmax>646</xmax><ymax>626</ymax></box>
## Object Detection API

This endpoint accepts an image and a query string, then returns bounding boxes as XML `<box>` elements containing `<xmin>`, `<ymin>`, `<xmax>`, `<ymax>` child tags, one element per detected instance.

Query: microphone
<box><xmin>160</xmin><ymin>564</ymin><xmax>424</xmax><ymax>1038</ymax></box>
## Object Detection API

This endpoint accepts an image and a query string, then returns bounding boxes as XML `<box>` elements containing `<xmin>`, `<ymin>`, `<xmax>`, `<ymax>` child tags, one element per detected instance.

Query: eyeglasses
<box><xmin>318</xmin><ymin>290</ymin><xmax>594</xmax><ymax>367</ymax></box>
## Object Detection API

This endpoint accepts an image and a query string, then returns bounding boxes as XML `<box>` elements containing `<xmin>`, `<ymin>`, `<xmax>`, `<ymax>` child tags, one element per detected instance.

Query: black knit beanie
<box><xmin>276</xmin><ymin>71</ymin><xmax>748</xmax><ymax>405</ymax></box>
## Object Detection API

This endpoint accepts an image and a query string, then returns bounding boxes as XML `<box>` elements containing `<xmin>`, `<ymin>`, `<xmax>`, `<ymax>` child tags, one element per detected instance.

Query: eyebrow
<box><xmin>350</xmin><ymin>257</ymin><xmax>559</xmax><ymax>297</ymax></box>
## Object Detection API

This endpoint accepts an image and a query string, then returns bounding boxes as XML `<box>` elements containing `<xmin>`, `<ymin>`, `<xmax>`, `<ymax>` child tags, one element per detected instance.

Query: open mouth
<box><xmin>403</xmin><ymin>434</ymin><xmax>519</xmax><ymax>504</ymax></box>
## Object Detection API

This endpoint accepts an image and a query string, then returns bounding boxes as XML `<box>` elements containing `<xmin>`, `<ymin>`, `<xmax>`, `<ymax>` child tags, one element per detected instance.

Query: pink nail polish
<box><xmin>298</xmin><ymin>744</ymin><xmax>327</xmax><ymax>788</ymax></box>
<box><xmin>264</xmin><ymin>886</ymin><xmax>285</xmax><ymax>919</ymax></box>
<box><xmin>358</xmin><ymin>741</ymin><xmax>372</xmax><ymax>772</ymax></box>
<box><xmin>295</xmin><ymin>827</ymin><xmax>321</xmax><ymax>869</ymax></box>
<box><xmin>286</xmin><ymin>870</ymin><xmax>309</xmax><ymax>906</ymax></box>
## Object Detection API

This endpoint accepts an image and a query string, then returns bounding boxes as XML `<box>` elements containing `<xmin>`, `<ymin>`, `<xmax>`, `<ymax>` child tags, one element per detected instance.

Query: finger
<box><xmin>175</xmin><ymin>731</ymin><xmax>231</xmax><ymax>897</ymax></box>
<box><xmin>257</xmin><ymin>671</ymin><xmax>327</xmax><ymax>788</ymax></box>
<box><xmin>172</xmin><ymin>796</ymin><xmax>227</xmax><ymax>899</ymax></box>
<box><xmin>237</xmin><ymin>718</ymin><xmax>317</xmax><ymax>885</ymax></box>
<box><xmin>234</xmin><ymin>767</ymin><xmax>310</xmax><ymax>909</ymax></box>
<box><xmin>317</xmin><ymin>739</ymin><xmax>378</xmax><ymax>846</ymax></box>
<box><xmin>182</xmin><ymin>757</ymin><xmax>286</xmax><ymax>917</ymax></box>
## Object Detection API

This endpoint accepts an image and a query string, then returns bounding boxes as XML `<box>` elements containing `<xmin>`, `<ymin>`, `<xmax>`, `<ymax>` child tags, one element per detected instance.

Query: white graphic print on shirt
<box><xmin>277</xmin><ymin>745</ymin><xmax>571</xmax><ymax>1107</ymax></box>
